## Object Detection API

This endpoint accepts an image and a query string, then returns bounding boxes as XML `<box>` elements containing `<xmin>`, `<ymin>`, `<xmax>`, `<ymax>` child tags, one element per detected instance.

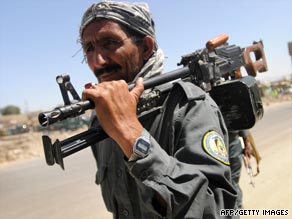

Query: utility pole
<box><xmin>288</xmin><ymin>41</ymin><xmax>292</xmax><ymax>78</ymax></box>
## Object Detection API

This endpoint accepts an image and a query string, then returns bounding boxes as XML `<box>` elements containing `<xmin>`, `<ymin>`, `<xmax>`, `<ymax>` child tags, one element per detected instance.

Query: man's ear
<box><xmin>142</xmin><ymin>36</ymin><xmax>155</xmax><ymax>60</ymax></box>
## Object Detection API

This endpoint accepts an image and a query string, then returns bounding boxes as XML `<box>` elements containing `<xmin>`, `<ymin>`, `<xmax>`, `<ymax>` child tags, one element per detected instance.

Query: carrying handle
<box><xmin>243</xmin><ymin>41</ymin><xmax>268</xmax><ymax>76</ymax></box>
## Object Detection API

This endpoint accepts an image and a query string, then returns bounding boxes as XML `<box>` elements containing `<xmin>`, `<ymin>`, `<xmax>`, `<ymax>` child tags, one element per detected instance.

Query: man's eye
<box><xmin>85</xmin><ymin>44</ymin><xmax>94</xmax><ymax>53</ymax></box>
<box><xmin>102</xmin><ymin>39</ymin><xmax>121</xmax><ymax>50</ymax></box>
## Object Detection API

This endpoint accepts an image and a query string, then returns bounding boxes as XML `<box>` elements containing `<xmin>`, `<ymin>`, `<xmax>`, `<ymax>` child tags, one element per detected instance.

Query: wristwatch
<box><xmin>128</xmin><ymin>129</ymin><xmax>151</xmax><ymax>161</ymax></box>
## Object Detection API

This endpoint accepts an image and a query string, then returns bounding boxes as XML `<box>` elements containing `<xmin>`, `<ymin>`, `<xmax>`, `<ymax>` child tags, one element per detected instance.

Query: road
<box><xmin>0</xmin><ymin>145</ymin><xmax>111</xmax><ymax>219</ymax></box>
<box><xmin>240</xmin><ymin>101</ymin><xmax>292</xmax><ymax>218</ymax></box>
<box><xmin>0</xmin><ymin>101</ymin><xmax>291</xmax><ymax>219</ymax></box>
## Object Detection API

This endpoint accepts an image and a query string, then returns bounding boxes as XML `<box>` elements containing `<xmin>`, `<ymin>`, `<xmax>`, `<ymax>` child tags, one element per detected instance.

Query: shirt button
<box><xmin>117</xmin><ymin>169</ymin><xmax>123</xmax><ymax>177</ymax></box>
<box><xmin>140</xmin><ymin>170</ymin><xmax>149</xmax><ymax>181</ymax></box>
<box><xmin>122</xmin><ymin>209</ymin><xmax>129</xmax><ymax>216</ymax></box>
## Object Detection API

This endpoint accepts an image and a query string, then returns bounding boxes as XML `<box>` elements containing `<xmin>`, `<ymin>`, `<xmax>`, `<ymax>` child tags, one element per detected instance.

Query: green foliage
<box><xmin>0</xmin><ymin>105</ymin><xmax>21</xmax><ymax>115</ymax></box>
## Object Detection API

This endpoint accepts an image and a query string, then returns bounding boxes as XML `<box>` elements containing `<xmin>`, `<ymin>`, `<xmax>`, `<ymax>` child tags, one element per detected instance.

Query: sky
<box><xmin>0</xmin><ymin>0</ymin><xmax>291</xmax><ymax>113</ymax></box>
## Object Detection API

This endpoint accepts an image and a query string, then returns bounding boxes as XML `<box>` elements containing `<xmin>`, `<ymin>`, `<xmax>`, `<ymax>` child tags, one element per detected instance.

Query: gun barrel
<box><xmin>38</xmin><ymin>100</ymin><xmax>93</xmax><ymax>127</ymax></box>
<box><xmin>129</xmin><ymin>66</ymin><xmax>190</xmax><ymax>90</ymax></box>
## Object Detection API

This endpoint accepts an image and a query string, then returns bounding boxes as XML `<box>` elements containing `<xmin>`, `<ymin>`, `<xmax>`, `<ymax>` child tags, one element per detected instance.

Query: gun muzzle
<box><xmin>38</xmin><ymin>100</ymin><xmax>93</xmax><ymax>127</ymax></box>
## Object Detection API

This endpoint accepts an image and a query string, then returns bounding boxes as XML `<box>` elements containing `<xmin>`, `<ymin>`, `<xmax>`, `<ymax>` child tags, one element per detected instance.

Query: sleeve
<box><xmin>239</xmin><ymin>130</ymin><xmax>249</xmax><ymax>138</ymax></box>
<box><xmin>126</xmin><ymin>82</ymin><xmax>238</xmax><ymax>219</ymax></box>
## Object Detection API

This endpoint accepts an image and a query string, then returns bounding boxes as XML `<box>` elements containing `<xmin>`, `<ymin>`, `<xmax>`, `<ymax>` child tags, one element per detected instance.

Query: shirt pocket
<box><xmin>96</xmin><ymin>163</ymin><xmax>115</xmax><ymax>212</ymax></box>
<box><xmin>95</xmin><ymin>164</ymin><xmax>107</xmax><ymax>185</ymax></box>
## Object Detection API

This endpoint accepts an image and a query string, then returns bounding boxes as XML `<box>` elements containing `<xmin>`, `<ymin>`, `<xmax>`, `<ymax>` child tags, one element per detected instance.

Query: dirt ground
<box><xmin>0</xmin><ymin>128</ymin><xmax>87</xmax><ymax>166</ymax></box>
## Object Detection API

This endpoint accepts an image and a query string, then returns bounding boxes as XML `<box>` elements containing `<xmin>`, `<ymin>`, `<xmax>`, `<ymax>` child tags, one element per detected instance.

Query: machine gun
<box><xmin>39</xmin><ymin>34</ymin><xmax>268</xmax><ymax>169</ymax></box>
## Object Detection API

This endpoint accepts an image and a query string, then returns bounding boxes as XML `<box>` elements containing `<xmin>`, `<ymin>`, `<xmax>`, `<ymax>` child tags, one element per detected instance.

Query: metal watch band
<box><xmin>128</xmin><ymin>129</ymin><xmax>150</xmax><ymax>162</ymax></box>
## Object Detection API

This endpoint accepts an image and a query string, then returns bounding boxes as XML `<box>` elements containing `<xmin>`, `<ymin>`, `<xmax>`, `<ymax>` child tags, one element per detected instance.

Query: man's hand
<box><xmin>242</xmin><ymin>137</ymin><xmax>252</xmax><ymax>158</ymax></box>
<box><xmin>82</xmin><ymin>78</ymin><xmax>144</xmax><ymax>158</ymax></box>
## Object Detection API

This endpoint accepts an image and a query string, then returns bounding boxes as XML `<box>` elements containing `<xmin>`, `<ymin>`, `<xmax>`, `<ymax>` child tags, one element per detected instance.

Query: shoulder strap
<box><xmin>158</xmin><ymin>81</ymin><xmax>207</xmax><ymax>155</ymax></box>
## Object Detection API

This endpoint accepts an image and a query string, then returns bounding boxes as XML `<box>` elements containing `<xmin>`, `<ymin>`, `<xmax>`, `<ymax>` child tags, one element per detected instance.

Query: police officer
<box><xmin>229</xmin><ymin>130</ymin><xmax>252</xmax><ymax>209</ymax></box>
<box><xmin>81</xmin><ymin>1</ymin><xmax>237</xmax><ymax>218</ymax></box>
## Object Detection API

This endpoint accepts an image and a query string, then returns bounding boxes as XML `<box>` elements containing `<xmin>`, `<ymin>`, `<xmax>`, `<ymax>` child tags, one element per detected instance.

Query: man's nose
<box><xmin>93</xmin><ymin>50</ymin><xmax>108</xmax><ymax>67</ymax></box>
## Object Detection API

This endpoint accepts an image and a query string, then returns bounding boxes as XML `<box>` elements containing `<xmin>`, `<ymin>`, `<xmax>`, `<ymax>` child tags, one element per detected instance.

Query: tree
<box><xmin>0</xmin><ymin>105</ymin><xmax>21</xmax><ymax>115</ymax></box>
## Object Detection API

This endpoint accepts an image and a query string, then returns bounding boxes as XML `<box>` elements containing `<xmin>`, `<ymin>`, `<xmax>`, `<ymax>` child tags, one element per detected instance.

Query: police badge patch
<box><xmin>202</xmin><ymin>130</ymin><xmax>230</xmax><ymax>165</ymax></box>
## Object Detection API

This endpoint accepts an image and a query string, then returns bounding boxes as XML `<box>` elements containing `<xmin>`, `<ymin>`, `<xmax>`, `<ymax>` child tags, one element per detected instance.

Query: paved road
<box><xmin>0</xmin><ymin>101</ymin><xmax>291</xmax><ymax>219</ymax></box>
<box><xmin>0</xmin><ymin>148</ymin><xmax>111</xmax><ymax>219</ymax></box>
<box><xmin>240</xmin><ymin>101</ymin><xmax>292</xmax><ymax>217</ymax></box>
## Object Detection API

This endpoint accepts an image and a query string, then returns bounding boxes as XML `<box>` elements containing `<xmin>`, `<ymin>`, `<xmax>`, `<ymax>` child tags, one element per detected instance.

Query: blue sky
<box><xmin>0</xmin><ymin>0</ymin><xmax>291</xmax><ymax>113</ymax></box>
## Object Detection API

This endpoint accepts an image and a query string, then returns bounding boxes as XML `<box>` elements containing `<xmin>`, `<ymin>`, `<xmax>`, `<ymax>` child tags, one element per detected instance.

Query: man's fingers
<box><xmin>131</xmin><ymin>77</ymin><xmax>144</xmax><ymax>102</ymax></box>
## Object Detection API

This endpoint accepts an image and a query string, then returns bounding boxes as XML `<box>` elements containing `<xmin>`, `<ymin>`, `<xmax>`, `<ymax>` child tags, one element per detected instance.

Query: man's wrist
<box><xmin>114</xmin><ymin>122</ymin><xmax>143</xmax><ymax>158</ymax></box>
<box><xmin>128</xmin><ymin>129</ymin><xmax>151</xmax><ymax>162</ymax></box>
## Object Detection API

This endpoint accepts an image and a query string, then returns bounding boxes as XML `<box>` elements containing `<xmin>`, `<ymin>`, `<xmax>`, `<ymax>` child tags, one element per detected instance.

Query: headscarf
<box><xmin>79</xmin><ymin>1</ymin><xmax>164</xmax><ymax>80</ymax></box>
<box><xmin>80</xmin><ymin>1</ymin><xmax>156</xmax><ymax>48</ymax></box>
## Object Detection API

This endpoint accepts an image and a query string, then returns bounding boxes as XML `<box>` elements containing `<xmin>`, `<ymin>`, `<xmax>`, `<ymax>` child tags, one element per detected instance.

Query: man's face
<box><xmin>82</xmin><ymin>20</ymin><xmax>145</xmax><ymax>83</ymax></box>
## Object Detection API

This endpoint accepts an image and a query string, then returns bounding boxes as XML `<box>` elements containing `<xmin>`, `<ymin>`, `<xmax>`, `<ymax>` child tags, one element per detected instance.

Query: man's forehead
<box><xmin>82</xmin><ymin>19</ymin><xmax>127</xmax><ymax>41</ymax></box>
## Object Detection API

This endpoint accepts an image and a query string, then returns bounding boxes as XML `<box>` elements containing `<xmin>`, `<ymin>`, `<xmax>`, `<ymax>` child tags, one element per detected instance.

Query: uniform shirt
<box><xmin>229</xmin><ymin>130</ymin><xmax>248</xmax><ymax>158</ymax></box>
<box><xmin>229</xmin><ymin>130</ymin><xmax>248</xmax><ymax>144</ymax></box>
<box><xmin>91</xmin><ymin>81</ymin><xmax>237</xmax><ymax>219</ymax></box>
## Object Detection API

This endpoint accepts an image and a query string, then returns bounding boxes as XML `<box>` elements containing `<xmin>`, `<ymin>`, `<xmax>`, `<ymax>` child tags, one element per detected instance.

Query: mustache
<box><xmin>94</xmin><ymin>65</ymin><xmax>122</xmax><ymax>77</ymax></box>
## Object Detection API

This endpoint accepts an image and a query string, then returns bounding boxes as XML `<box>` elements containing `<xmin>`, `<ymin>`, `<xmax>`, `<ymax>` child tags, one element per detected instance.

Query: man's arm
<box><xmin>82</xmin><ymin>78</ymin><xmax>145</xmax><ymax>158</ymax></box>
<box><xmin>240</xmin><ymin>130</ymin><xmax>252</xmax><ymax>158</ymax></box>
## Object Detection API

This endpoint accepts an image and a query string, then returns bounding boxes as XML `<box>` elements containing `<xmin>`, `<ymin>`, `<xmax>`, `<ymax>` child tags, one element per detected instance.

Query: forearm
<box><xmin>113</xmin><ymin>120</ymin><xmax>144</xmax><ymax>158</ymax></box>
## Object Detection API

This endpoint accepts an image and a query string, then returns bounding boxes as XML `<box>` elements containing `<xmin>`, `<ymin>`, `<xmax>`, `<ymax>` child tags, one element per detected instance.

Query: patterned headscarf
<box><xmin>80</xmin><ymin>1</ymin><xmax>157</xmax><ymax>48</ymax></box>
<box><xmin>79</xmin><ymin>1</ymin><xmax>164</xmax><ymax>80</ymax></box>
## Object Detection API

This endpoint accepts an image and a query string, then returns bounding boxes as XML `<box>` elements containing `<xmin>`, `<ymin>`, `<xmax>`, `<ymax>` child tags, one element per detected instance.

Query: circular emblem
<box><xmin>203</xmin><ymin>131</ymin><xmax>230</xmax><ymax>165</ymax></box>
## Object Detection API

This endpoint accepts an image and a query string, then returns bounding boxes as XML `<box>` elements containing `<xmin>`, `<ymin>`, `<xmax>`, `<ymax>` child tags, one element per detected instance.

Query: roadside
<box><xmin>0</xmin><ymin>127</ymin><xmax>86</xmax><ymax>167</ymax></box>
<box><xmin>240</xmin><ymin>100</ymin><xmax>292</xmax><ymax>218</ymax></box>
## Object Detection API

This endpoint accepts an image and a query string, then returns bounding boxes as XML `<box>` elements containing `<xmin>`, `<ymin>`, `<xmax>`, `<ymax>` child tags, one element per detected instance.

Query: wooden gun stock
<box><xmin>247</xmin><ymin>130</ymin><xmax>261</xmax><ymax>176</ymax></box>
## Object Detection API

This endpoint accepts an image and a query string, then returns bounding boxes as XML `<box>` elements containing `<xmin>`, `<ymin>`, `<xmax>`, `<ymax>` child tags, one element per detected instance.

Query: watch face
<box><xmin>137</xmin><ymin>139</ymin><xmax>149</xmax><ymax>153</ymax></box>
<box><xmin>135</xmin><ymin>137</ymin><xmax>150</xmax><ymax>157</ymax></box>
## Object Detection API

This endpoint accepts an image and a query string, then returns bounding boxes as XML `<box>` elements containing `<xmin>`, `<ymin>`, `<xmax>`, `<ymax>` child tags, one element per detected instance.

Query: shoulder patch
<box><xmin>202</xmin><ymin>130</ymin><xmax>230</xmax><ymax>165</ymax></box>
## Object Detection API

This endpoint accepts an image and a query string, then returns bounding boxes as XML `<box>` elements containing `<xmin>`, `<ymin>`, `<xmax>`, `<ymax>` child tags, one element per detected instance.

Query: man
<box><xmin>80</xmin><ymin>1</ymin><xmax>237</xmax><ymax>218</ymax></box>
<box><xmin>229</xmin><ymin>130</ymin><xmax>252</xmax><ymax>209</ymax></box>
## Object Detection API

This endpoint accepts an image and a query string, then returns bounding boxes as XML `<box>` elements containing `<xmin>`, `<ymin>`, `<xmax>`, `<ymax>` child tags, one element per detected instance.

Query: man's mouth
<box><xmin>94</xmin><ymin>65</ymin><xmax>121</xmax><ymax>77</ymax></box>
